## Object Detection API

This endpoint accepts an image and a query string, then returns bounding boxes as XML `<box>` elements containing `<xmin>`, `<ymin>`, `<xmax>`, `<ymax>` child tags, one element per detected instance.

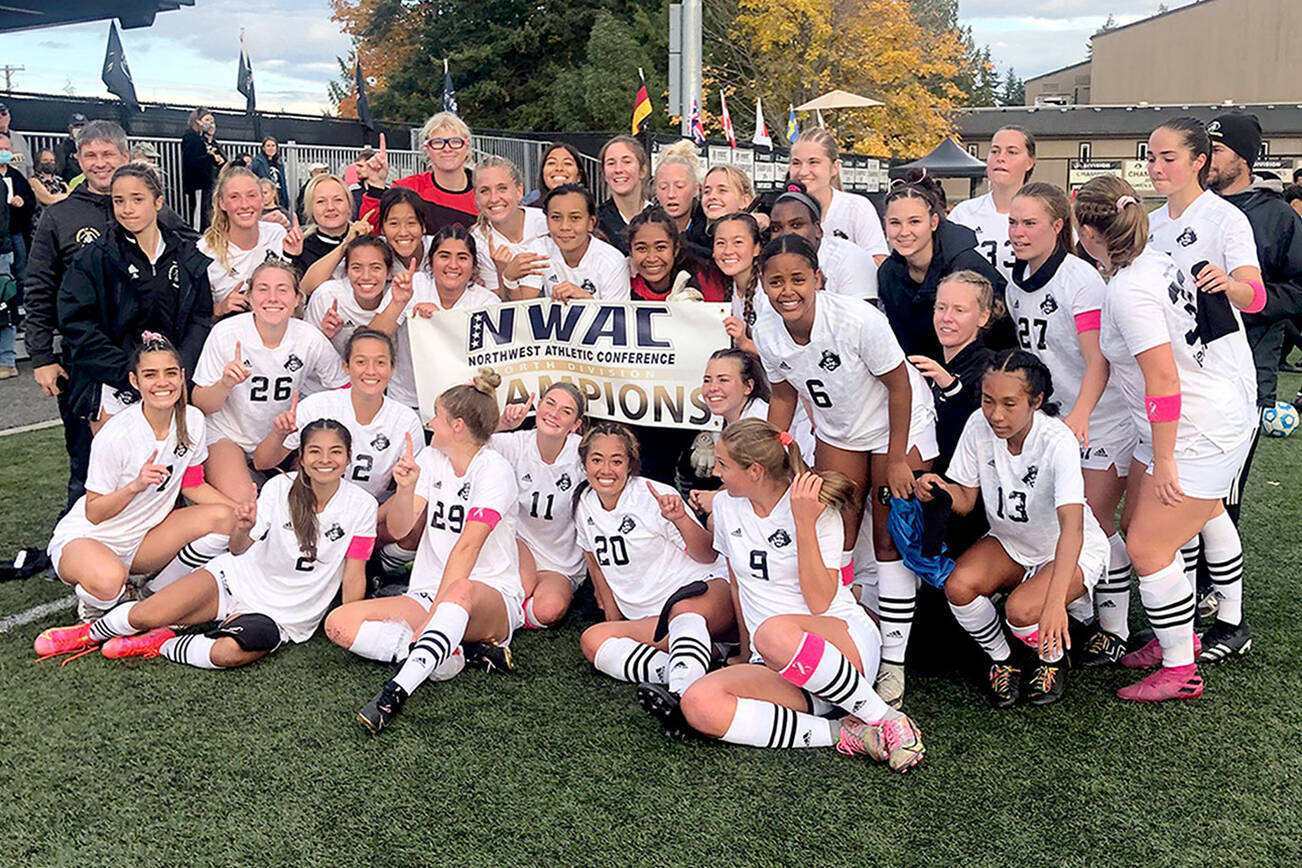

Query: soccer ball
<box><xmin>1261</xmin><ymin>402</ymin><xmax>1300</xmax><ymax>437</ymax></box>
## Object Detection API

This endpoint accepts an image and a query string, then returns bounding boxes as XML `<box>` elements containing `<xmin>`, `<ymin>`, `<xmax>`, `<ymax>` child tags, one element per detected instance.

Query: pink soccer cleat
<box><xmin>101</xmin><ymin>628</ymin><xmax>176</xmax><ymax>660</ymax></box>
<box><xmin>867</xmin><ymin>716</ymin><xmax>926</xmax><ymax>773</ymax></box>
<box><xmin>1116</xmin><ymin>664</ymin><xmax>1204</xmax><ymax>702</ymax></box>
<box><xmin>34</xmin><ymin>622</ymin><xmax>97</xmax><ymax>659</ymax></box>
<box><xmin>1119</xmin><ymin>633</ymin><xmax>1201</xmax><ymax>669</ymax></box>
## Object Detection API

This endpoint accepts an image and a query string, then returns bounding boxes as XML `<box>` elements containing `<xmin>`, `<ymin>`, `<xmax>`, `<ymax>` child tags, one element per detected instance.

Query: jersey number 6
<box><xmin>805</xmin><ymin>379</ymin><xmax>833</xmax><ymax>409</ymax></box>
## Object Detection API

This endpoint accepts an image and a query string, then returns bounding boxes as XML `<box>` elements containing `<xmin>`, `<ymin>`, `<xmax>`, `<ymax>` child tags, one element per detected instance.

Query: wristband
<box><xmin>501</xmin><ymin>276</ymin><xmax>521</xmax><ymax>291</ymax></box>
<box><xmin>1242</xmin><ymin>279</ymin><xmax>1267</xmax><ymax>314</ymax></box>
<box><xmin>1145</xmin><ymin>393</ymin><xmax>1181</xmax><ymax>423</ymax></box>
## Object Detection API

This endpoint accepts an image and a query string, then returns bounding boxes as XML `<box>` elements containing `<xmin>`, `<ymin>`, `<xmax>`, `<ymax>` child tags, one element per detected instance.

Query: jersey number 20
<box><xmin>594</xmin><ymin>535</ymin><xmax>629</xmax><ymax>567</ymax></box>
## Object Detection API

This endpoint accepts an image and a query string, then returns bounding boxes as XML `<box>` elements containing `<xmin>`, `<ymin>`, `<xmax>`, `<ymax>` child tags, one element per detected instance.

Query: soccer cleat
<box><xmin>873</xmin><ymin>662</ymin><xmax>905</xmax><ymax>709</ymax></box>
<box><xmin>1197</xmin><ymin>620</ymin><xmax>1252</xmax><ymax>664</ymax></box>
<box><xmin>101</xmin><ymin>628</ymin><xmax>176</xmax><ymax>660</ymax></box>
<box><xmin>34</xmin><ymin>622</ymin><xmax>97</xmax><ymax>659</ymax></box>
<box><xmin>463</xmin><ymin>640</ymin><xmax>514</xmax><ymax>674</ymax></box>
<box><xmin>1196</xmin><ymin>590</ymin><xmax>1219</xmax><ymax>623</ymax></box>
<box><xmin>1116</xmin><ymin>664</ymin><xmax>1204</xmax><ymax>702</ymax></box>
<box><xmin>866</xmin><ymin>715</ymin><xmax>925</xmax><ymax>773</ymax></box>
<box><xmin>358</xmin><ymin>680</ymin><xmax>409</xmax><ymax>734</ymax></box>
<box><xmin>76</xmin><ymin>599</ymin><xmax>111</xmax><ymax>623</ymax></box>
<box><xmin>636</xmin><ymin>682</ymin><xmax>691</xmax><ymax>740</ymax></box>
<box><xmin>428</xmin><ymin>646</ymin><xmax>465</xmax><ymax>683</ymax></box>
<box><xmin>834</xmin><ymin>716</ymin><xmax>887</xmax><ymax>762</ymax></box>
<box><xmin>1079</xmin><ymin>630</ymin><xmax>1128</xmax><ymax>669</ymax></box>
<box><xmin>1026</xmin><ymin>664</ymin><xmax>1066</xmax><ymax>706</ymax></box>
<box><xmin>987</xmin><ymin>663</ymin><xmax>1021</xmax><ymax>709</ymax></box>
<box><xmin>1119</xmin><ymin>633</ymin><xmax>1201</xmax><ymax>669</ymax></box>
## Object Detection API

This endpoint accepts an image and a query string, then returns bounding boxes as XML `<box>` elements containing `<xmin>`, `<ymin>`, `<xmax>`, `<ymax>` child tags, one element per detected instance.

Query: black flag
<box><xmin>355</xmin><ymin>59</ymin><xmax>376</xmax><ymax>135</ymax></box>
<box><xmin>237</xmin><ymin>31</ymin><xmax>256</xmax><ymax>115</ymax></box>
<box><xmin>102</xmin><ymin>22</ymin><xmax>140</xmax><ymax>112</ymax></box>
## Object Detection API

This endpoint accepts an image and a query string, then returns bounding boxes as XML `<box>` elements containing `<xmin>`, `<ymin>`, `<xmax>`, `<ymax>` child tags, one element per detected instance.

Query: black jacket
<box><xmin>26</xmin><ymin>184</ymin><xmax>196</xmax><ymax>368</ymax></box>
<box><xmin>876</xmin><ymin>218</ymin><xmax>1009</xmax><ymax>359</ymax></box>
<box><xmin>181</xmin><ymin>129</ymin><xmax>223</xmax><ymax>195</ymax></box>
<box><xmin>1221</xmin><ymin>177</ymin><xmax>1302</xmax><ymax>406</ymax></box>
<box><xmin>596</xmin><ymin>198</ymin><xmax>634</xmax><ymax>255</ymax></box>
<box><xmin>0</xmin><ymin>169</ymin><xmax>34</xmax><ymax>236</ymax></box>
<box><xmin>57</xmin><ymin>223</ymin><xmax>213</xmax><ymax>421</ymax></box>
<box><xmin>924</xmin><ymin>339</ymin><xmax>994</xmax><ymax>475</ymax></box>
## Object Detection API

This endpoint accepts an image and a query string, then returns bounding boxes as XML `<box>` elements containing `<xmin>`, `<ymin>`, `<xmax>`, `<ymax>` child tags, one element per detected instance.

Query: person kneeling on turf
<box><xmin>43</xmin><ymin>419</ymin><xmax>376</xmax><ymax>668</ymax></box>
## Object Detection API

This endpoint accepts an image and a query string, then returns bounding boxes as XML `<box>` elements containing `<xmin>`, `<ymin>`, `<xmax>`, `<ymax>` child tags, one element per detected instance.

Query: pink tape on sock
<box><xmin>840</xmin><ymin>561</ymin><xmax>854</xmax><ymax>586</ymax></box>
<box><xmin>780</xmin><ymin>632</ymin><xmax>826</xmax><ymax>686</ymax></box>
<box><xmin>1014</xmin><ymin>629</ymin><xmax>1040</xmax><ymax>648</ymax></box>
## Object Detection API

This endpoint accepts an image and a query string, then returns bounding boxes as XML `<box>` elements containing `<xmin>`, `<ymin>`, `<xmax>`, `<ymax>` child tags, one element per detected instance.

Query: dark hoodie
<box><xmin>1220</xmin><ymin>175</ymin><xmax>1302</xmax><ymax>406</ymax></box>
<box><xmin>876</xmin><ymin>218</ymin><xmax>1009</xmax><ymax>359</ymax></box>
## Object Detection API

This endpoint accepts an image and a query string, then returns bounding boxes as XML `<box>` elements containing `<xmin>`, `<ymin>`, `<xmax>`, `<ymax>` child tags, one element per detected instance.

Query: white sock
<box><xmin>1138</xmin><ymin>559</ymin><xmax>1196</xmax><ymax>668</ymax></box>
<box><xmin>348</xmin><ymin>620</ymin><xmax>414</xmax><ymax>663</ymax></box>
<box><xmin>152</xmin><ymin>533</ymin><xmax>230</xmax><ymax>591</ymax></box>
<box><xmin>778</xmin><ymin>631</ymin><xmax>890</xmax><ymax>721</ymax></box>
<box><xmin>160</xmin><ymin>634</ymin><xmax>223</xmax><ymax>669</ymax></box>
<box><xmin>1096</xmin><ymin>533</ymin><xmax>1132</xmax><ymax>639</ymax></box>
<box><xmin>523</xmin><ymin>596</ymin><xmax>548</xmax><ymax>630</ymax></box>
<box><xmin>666</xmin><ymin>612</ymin><xmax>712</xmax><ymax>695</ymax></box>
<box><xmin>1007</xmin><ymin>619</ymin><xmax>1064</xmax><ymax>664</ymax></box>
<box><xmin>721</xmin><ymin>697</ymin><xmax>837</xmax><ymax>749</ymax></box>
<box><xmin>379</xmin><ymin>542</ymin><xmax>416</xmax><ymax>574</ymax></box>
<box><xmin>876</xmin><ymin>559</ymin><xmax>919</xmax><ymax>666</ymax></box>
<box><xmin>1179</xmin><ymin>536</ymin><xmax>1202</xmax><ymax>598</ymax></box>
<box><xmin>1201</xmin><ymin>511</ymin><xmax>1244</xmax><ymax>627</ymax></box>
<box><xmin>392</xmin><ymin>603</ymin><xmax>469</xmax><ymax>694</ymax></box>
<box><xmin>75</xmin><ymin>584</ymin><xmax>124</xmax><ymax>612</ymax></box>
<box><xmin>592</xmin><ymin>637</ymin><xmax>669</xmax><ymax>684</ymax></box>
<box><xmin>949</xmin><ymin>596</ymin><xmax>1011</xmax><ymax>662</ymax></box>
<box><xmin>1066</xmin><ymin>592</ymin><xmax>1095</xmax><ymax>623</ymax></box>
<box><xmin>88</xmin><ymin>601</ymin><xmax>137</xmax><ymax>642</ymax></box>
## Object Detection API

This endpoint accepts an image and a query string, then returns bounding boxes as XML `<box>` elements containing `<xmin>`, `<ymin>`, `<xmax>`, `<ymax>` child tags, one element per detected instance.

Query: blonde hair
<box><xmin>1073</xmin><ymin>175</ymin><xmax>1149</xmax><ymax>271</ymax></box>
<box><xmin>794</xmin><ymin>128</ymin><xmax>843</xmax><ymax>191</ymax></box>
<box><xmin>301</xmin><ymin>173</ymin><xmax>350</xmax><ymax>237</ymax></box>
<box><xmin>658</xmin><ymin>140</ymin><xmax>702</xmax><ymax>184</ymax></box>
<box><xmin>473</xmin><ymin>155</ymin><xmax>525</xmax><ymax>233</ymax></box>
<box><xmin>937</xmin><ymin>269</ymin><xmax>1005</xmax><ymax>329</ymax></box>
<box><xmin>704</xmin><ymin>165</ymin><xmax>755</xmax><ymax>205</ymax></box>
<box><xmin>202</xmin><ymin>166</ymin><xmax>261</xmax><ymax>271</ymax></box>
<box><xmin>438</xmin><ymin>368</ymin><xmax>501</xmax><ymax>443</ymax></box>
<box><xmin>419</xmin><ymin>112</ymin><xmax>472</xmax><ymax>153</ymax></box>
<box><xmin>257</xmin><ymin>177</ymin><xmax>279</xmax><ymax>206</ymax></box>
<box><xmin>719</xmin><ymin>418</ymin><xmax>855</xmax><ymax>510</ymax></box>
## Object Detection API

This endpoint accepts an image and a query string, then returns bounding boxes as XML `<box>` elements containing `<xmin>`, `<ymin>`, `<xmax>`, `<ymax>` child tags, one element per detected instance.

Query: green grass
<box><xmin>3</xmin><ymin>380</ymin><xmax>1302</xmax><ymax>867</ymax></box>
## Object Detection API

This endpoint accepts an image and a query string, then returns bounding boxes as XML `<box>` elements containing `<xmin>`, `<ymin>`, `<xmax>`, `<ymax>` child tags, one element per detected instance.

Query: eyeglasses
<box><xmin>425</xmin><ymin>137</ymin><xmax>467</xmax><ymax>151</ymax></box>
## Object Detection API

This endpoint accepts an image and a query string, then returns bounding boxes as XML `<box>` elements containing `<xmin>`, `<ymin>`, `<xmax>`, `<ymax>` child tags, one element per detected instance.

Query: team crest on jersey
<box><xmin>818</xmin><ymin>350</ymin><xmax>842</xmax><ymax>372</ymax></box>
<box><xmin>581</xmin><ymin>279</ymin><xmax>597</xmax><ymax>295</ymax></box>
<box><xmin>324</xmin><ymin>523</ymin><xmax>345</xmax><ymax>542</ymax></box>
<box><xmin>556</xmin><ymin>473</ymin><xmax>573</xmax><ymax>491</ymax></box>
<box><xmin>283</xmin><ymin>354</ymin><xmax>304</xmax><ymax>372</ymax></box>
<box><xmin>1039</xmin><ymin>294</ymin><xmax>1059</xmax><ymax>316</ymax></box>
<box><xmin>832</xmin><ymin>229</ymin><xmax>849</xmax><ymax>240</ymax></box>
<box><xmin>1022</xmin><ymin>465</ymin><xmax>1039</xmax><ymax>487</ymax></box>
<box><xmin>370</xmin><ymin>434</ymin><xmax>390</xmax><ymax>451</ymax></box>
<box><xmin>768</xmin><ymin>529</ymin><xmax>792</xmax><ymax>548</ymax></box>
<box><xmin>173</xmin><ymin>442</ymin><xmax>189</xmax><ymax>458</ymax></box>
<box><xmin>127</xmin><ymin>263</ymin><xmax>140</xmax><ymax>280</ymax></box>
<box><xmin>618</xmin><ymin>516</ymin><xmax>637</xmax><ymax>534</ymax></box>
<box><xmin>1177</xmin><ymin>227</ymin><xmax>1198</xmax><ymax>247</ymax></box>
<box><xmin>168</xmin><ymin>261</ymin><xmax>180</xmax><ymax>288</ymax></box>
<box><xmin>457</xmin><ymin>481</ymin><xmax>471</xmax><ymax>501</ymax></box>
<box><xmin>114</xmin><ymin>387</ymin><xmax>140</xmax><ymax>406</ymax></box>
<box><xmin>75</xmin><ymin>226</ymin><xmax>101</xmax><ymax>245</ymax></box>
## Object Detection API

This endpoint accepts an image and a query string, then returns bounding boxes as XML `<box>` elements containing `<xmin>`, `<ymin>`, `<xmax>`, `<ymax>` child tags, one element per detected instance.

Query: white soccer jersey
<box><xmin>470</xmin><ymin>207</ymin><xmax>549</xmax><ymax>289</ymax></box>
<box><xmin>409</xmin><ymin>445</ymin><xmax>523</xmax><ymax>598</ymax></box>
<box><xmin>949</xmin><ymin>191</ymin><xmax>1016</xmax><ymax>282</ymax></box>
<box><xmin>575</xmin><ymin>477</ymin><xmax>721</xmax><ymax>620</ymax></box>
<box><xmin>711</xmin><ymin>488</ymin><xmax>869</xmax><ymax>656</ymax></box>
<box><xmin>49</xmin><ymin>404</ymin><xmax>209</xmax><ymax>560</ymax></box>
<box><xmin>222</xmin><ymin>473</ymin><xmax>377</xmax><ymax>643</ymax></box>
<box><xmin>822</xmin><ymin>189</ymin><xmax>889</xmax><ymax>258</ymax></box>
<box><xmin>1099</xmin><ymin>248</ymin><xmax>1255</xmax><ymax>454</ymax></box>
<box><xmin>325</xmin><ymin>235</ymin><xmax>437</xmax><ymax>284</ymax></box>
<box><xmin>519</xmin><ymin>234</ymin><xmax>631</xmax><ymax>301</ymax></box>
<box><xmin>818</xmin><ymin>235</ymin><xmax>877</xmax><ymax>301</ymax></box>
<box><xmin>388</xmin><ymin>275</ymin><xmax>501</xmax><ymax>408</ymax></box>
<box><xmin>1148</xmin><ymin>189</ymin><xmax>1259</xmax><ymax>415</ymax></box>
<box><xmin>198</xmin><ymin>222</ymin><xmax>289</xmax><ymax>303</ymax></box>
<box><xmin>753</xmin><ymin>292</ymin><xmax>933</xmax><ymax>451</ymax></box>
<box><xmin>304</xmin><ymin>278</ymin><xmax>395</xmax><ymax>357</ymax></box>
<box><xmin>489</xmin><ymin>431</ymin><xmax>585</xmax><ymax>577</ymax></box>
<box><xmin>1007</xmin><ymin>252</ymin><xmax>1131</xmax><ymax>446</ymax></box>
<box><xmin>194</xmin><ymin>313</ymin><xmax>349</xmax><ymax>453</ymax></box>
<box><xmin>947</xmin><ymin>410</ymin><xmax>1108</xmax><ymax>569</ymax></box>
<box><xmin>283</xmin><ymin>388</ymin><xmax>425</xmax><ymax>499</ymax></box>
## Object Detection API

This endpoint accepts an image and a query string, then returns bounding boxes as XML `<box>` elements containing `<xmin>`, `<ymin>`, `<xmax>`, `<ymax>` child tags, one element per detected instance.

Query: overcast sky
<box><xmin>0</xmin><ymin>1</ymin><xmax>1184</xmax><ymax>116</ymax></box>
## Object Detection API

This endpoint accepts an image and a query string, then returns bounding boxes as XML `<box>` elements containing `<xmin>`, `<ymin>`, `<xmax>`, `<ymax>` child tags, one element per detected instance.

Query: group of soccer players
<box><xmin>26</xmin><ymin>110</ymin><xmax>1275</xmax><ymax>775</ymax></box>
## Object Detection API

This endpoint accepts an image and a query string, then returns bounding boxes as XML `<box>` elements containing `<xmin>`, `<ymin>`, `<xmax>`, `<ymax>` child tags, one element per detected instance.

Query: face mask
<box><xmin>202</xmin><ymin>121</ymin><xmax>215</xmax><ymax>133</ymax></box>
<box><xmin>38</xmin><ymin>161</ymin><xmax>56</xmax><ymax>174</ymax></box>
<box><xmin>0</xmin><ymin>151</ymin><xmax>12</xmax><ymax>165</ymax></box>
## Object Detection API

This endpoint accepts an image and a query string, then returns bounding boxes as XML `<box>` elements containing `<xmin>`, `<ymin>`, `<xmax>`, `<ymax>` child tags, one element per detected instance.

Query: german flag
<box><xmin>632</xmin><ymin>68</ymin><xmax>652</xmax><ymax>135</ymax></box>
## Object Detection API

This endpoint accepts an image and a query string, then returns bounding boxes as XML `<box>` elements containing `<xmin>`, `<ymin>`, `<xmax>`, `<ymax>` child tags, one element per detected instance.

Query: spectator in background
<box><xmin>0</xmin><ymin>133</ymin><xmax>34</xmax><ymax>301</ymax></box>
<box><xmin>524</xmin><ymin>142</ymin><xmax>587</xmax><ymax>205</ymax></box>
<box><xmin>259</xmin><ymin>177</ymin><xmax>290</xmax><ymax>224</ymax></box>
<box><xmin>296</xmin><ymin>162</ymin><xmax>330</xmax><ymax>221</ymax></box>
<box><xmin>1292</xmin><ymin>167</ymin><xmax>1302</xmax><ymax>186</ymax></box>
<box><xmin>1284</xmin><ymin>184</ymin><xmax>1302</xmax><ymax>218</ymax></box>
<box><xmin>0</xmin><ymin>103</ymin><xmax>32</xmax><ymax>177</ymax></box>
<box><xmin>361</xmin><ymin>111</ymin><xmax>477</xmax><ymax>231</ymax></box>
<box><xmin>348</xmin><ymin>146</ymin><xmax>383</xmax><ymax>217</ymax></box>
<box><xmin>251</xmin><ymin>136</ymin><xmax>290</xmax><ymax>212</ymax></box>
<box><xmin>57</xmin><ymin>113</ymin><xmax>86</xmax><ymax>182</ymax></box>
<box><xmin>234</xmin><ymin>154</ymin><xmax>253</xmax><ymax>169</ymax></box>
<box><xmin>30</xmin><ymin>148</ymin><xmax>69</xmax><ymax>224</ymax></box>
<box><xmin>181</xmin><ymin>107</ymin><xmax>225</xmax><ymax>230</ymax></box>
<box><xmin>0</xmin><ymin>178</ymin><xmax>14</xmax><ymax>379</ymax></box>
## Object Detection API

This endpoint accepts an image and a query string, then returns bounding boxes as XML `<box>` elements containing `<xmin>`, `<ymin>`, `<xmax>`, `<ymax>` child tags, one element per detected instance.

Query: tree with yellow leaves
<box><xmin>328</xmin><ymin>0</ymin><xmax>428</xmax><ymax>119</ymax></box>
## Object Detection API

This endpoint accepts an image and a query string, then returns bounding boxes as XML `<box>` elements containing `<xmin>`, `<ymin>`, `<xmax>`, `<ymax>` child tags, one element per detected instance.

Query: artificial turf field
<box><xmin>2</xmin><ymin>381</ymin><xmax>1301</xmax><ymax>867</ymax></box>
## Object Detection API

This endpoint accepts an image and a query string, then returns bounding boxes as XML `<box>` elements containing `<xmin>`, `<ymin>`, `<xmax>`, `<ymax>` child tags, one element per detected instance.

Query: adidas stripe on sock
<box><xmin>1179</xmin><ymin>536</ymin><xmax>1202</xmax><ymax>599</ymax></box>
<box><xmin>949</xmin><ymin>595</ymin><xmax>1012</xmax><ymax>662</ymax></box>
<box><xmin>392</xmin><ymin>603</ymin><xmax>470</xmax><ymax>694</ymax></box>
<box><xmin>779</xmin><ymin>632</ymin><xmax>890</xmax><ymax>721</ymax></box>
<box><xmin>151</xmin><ymin>533</ymin><xmax>230</xmax><ymax>592</ymax></box>
<box><xmin>592</xmin><ymin>637</ymin><xmax>669</xmax><ymax>684</ymax></box>
<box><xmin>160</xmin><ymin>634</ymin><xmax>222</xmax><ymax>669</ymax></box>
<box><xmin>876</xmin><ymin>560</ymin><xmax>919</xmax><ymax>666</ymax></box>
<box><xmin>88</xmin><ymin>601</ymin><xmax>137</xmax><ymax>642</ymax></box>
<box><xmin>1139</xmin><ymin>559</ymin><xmax>1196</xmax><ymax>668</ymax></box>
<box><xmin>1096</xmin><ymin>533</ymin><xmax>1132</xmax><ymax>639</ymax></box>
<box><xmin>666</xmin><ymin>612</ymin><xmax>712</xmax><ymax>695</ymax></box>
<box><xmin>1201</xmin><ymin>511</ymin><xmax>1244</xmax><ymax>627</ymax></box>
<box><xmin>721</xmin><ymin>697</ymin><xmax>837</xmax><ymax>749</ymax></box>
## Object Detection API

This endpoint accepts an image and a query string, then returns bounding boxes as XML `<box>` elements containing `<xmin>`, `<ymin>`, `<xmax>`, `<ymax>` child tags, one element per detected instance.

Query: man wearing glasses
<box><xmin>360</xmin><ymin>111</ymin><xmax>477</xmax><ymax>233</ymax></box>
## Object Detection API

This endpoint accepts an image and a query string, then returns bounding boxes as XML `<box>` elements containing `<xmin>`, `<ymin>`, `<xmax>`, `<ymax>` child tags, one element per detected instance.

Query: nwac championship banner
<box><xmin>409</xmin><ymin>299</ymin><xmax>731</xmax><ymax>430</ymax></box>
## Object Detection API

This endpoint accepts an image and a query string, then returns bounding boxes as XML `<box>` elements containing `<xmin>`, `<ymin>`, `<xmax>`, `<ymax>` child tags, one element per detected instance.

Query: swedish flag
<box><xmin>786</xmin><ymin>104</ymin><xmax>799</xmax><ymax>144</ymax></box>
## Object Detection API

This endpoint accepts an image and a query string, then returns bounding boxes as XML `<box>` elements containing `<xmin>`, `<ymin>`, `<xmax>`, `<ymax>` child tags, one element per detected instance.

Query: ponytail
<box><xmin>719</xmin><ymin>418</ymin><xmax>856</xmax><ymax>511</ymax></box>
<box><xmin>1073</xmin><ymin>175</ymin><xmax>1148</xmax><ymax>271</ymax></box>
<box><xmin>289</xmin><ymin>419</ymin><xmax>353</xmax><ymax>560</ymax></box>
<box><xmin>130</xmin><ymin>332</ymin><xmax>190</xmax><ymax>450</ymax></box>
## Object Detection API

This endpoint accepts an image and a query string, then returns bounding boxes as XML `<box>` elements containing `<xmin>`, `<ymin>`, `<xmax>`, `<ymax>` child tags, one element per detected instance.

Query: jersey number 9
<box><xmin>749</xmin><ymin>550</ymin><xmax>769</xmax><ymax>581</ymax></box>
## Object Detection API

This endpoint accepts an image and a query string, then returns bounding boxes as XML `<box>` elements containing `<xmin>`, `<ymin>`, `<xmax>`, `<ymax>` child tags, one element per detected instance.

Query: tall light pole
<box><xmin>679</xmin><ymin>0</ymin><xmax>701</xmax><ymax>137</ymax></box>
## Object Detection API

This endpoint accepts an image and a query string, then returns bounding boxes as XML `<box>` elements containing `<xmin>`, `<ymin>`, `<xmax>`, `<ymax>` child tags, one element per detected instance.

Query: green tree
<box><xmin>998</xmin><ymin>68</ymin><xmax>1025</xmax><ymax>106</ymax></box>
<box><xmin>1088</xmin><ymin>13</ymin><xmax>1118</xmax><ymax>57</ymax></box>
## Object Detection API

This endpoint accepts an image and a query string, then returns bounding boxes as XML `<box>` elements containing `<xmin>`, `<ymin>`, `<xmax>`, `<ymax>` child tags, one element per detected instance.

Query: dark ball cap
<box><xmin>1208</xmin><ymin>113</ymin><xmax>1262</xmax><ymax>168</ymax></box>
<box><xmin>69</xmin><ymin>112</ymin><xmax>88</xmax><ymax>127</ymax></box>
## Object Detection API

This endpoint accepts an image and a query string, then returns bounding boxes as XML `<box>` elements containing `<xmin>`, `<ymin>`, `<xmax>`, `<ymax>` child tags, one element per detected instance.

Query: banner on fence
<box><xmin>409</xmin><ymin>299</ymin><xmax>731</xmax><ymax>430</ymax></box>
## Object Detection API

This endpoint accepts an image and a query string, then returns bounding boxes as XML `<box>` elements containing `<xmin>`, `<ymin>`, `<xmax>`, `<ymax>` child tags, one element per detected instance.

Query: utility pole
<box><xmin>679</xmin><ymin>0</ymin><xmax>701</xmax><ymax>137</ymax></box>
<box><xmin>0</xmin><ymin>65</ymin><xmax>24</xmax><ymax>91</ymax></box>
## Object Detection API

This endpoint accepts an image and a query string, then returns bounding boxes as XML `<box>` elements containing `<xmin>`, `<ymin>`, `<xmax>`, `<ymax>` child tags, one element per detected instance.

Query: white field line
<box><xmin>0</xmin><ymin>419</ymin><xmax>62</xmax><ymax>438</ymax></box>
<box><xmin>0</xmin><ymin>595</ymin><xmax>75</xmax><ymax>633</ymax></box>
